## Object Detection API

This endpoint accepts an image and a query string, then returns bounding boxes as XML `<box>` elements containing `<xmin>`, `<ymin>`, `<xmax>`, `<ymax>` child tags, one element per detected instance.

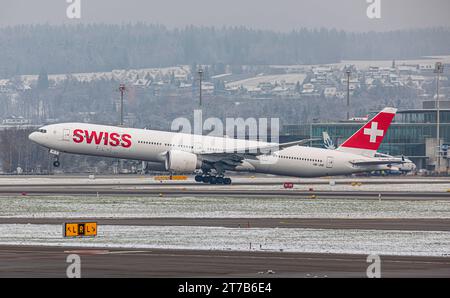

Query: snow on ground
<box><xmin>226</xmin><ymin>74</ymin><xmax>306</xmax><ymax>89</ymax></box>
<box><xmin>270</xmin><ymin>55</ymin><xmax>450</xmax><ymax>71</ymax></box>
<box><xmin>2</xmin><ymin>195</ymin><xmax>450</xmax><ymax>219</ymax></box>
<box><xmin>1</xmin><ymin>224</ymin><xmax>449</xmax><ymax>257</ymax></box>
<box><xmin>330</xmin><ymin>55</ymin><xmax>450</xmax><ymax>70</ymax></box>
<box><xmin>19</xmin><ymin>66</ymin><xmax>190</xmax><ymax>86</ymax></box>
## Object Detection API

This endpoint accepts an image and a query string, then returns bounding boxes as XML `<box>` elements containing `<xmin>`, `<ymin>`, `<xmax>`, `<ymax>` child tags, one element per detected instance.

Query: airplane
<box><xmin>370</xmin><ymin>152</ymin><xmax>416</xmax><ymax>174</ymax></box>
<box><xmin>29</xmin><ymin>107</ymin><xmax>408</xmax><ymax>184</ymax></box>
<box><xmin>321</xmin><ymin>130</ymin><xmax>416</xmax><ymax>173</ymax></box>
<box><xmin>322</xmin><ymin>131</ymin><xmax>336</xmax><ymax>150</ymax></box>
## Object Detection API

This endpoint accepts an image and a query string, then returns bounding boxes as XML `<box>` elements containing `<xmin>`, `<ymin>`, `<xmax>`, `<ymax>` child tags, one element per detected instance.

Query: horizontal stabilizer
<box><xmin>350</xmin><ymin>158</ymin><xmax>406</xmax><ymax>166</ymax></box>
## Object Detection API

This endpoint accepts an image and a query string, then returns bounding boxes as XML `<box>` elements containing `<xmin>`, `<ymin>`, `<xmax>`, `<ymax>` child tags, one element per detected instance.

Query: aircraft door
<box><xmin>62</xmin><ymin>129</ymin><xmax>71</xmax><ymax>141</ymax></box>
<box><xmin>326</xmin><ymin>156</ymin><xmax>334</xmax><ymax>168</ymax></box>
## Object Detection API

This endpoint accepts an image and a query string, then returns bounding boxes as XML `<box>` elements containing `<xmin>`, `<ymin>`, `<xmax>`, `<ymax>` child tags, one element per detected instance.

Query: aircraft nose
<box><xmin>28</xmin><ymin>132</ymin><xmax>39</xmax><ymax>143</ymax></box>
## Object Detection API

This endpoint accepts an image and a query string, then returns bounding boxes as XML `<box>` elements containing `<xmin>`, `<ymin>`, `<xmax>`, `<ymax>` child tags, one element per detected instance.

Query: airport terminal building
<box><xmin>282</xmin><ymin>101</ymin><xmax>450</xmax><ymax>172</ymax></box>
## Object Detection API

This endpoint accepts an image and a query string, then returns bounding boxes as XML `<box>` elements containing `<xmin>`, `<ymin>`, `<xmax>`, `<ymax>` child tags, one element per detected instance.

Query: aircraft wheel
<box><xmin>216</xmin><ymin>177</ymin><xmax>224</xmax><ymax>184</ymax></box>
<box><xmin>53</xmin><ymin>161</ymin><xmax>60</xmax><ymax>167</ymax></box>
<box><xmin>194</xmin><ymin>175</ymin><xmax>203</xmax><ymax>182</ymax></box>
<box><xmin>223</xmin><ymin>177</ymin><xmax>232</xmax><ymax>185</ymax></box>
<box><xmin>209</xmin><ymin>177</ymin><xmax>217</xmax><ymax>184</ymax></box>
<box><xmin>202</xmin><ymin>176</ymin><xmax>210</xmax><ymax>183</ymax></box>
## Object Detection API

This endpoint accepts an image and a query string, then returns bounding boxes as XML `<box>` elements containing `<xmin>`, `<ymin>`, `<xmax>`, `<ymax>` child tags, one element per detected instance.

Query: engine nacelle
<box><xmin>144</xmin><ymin>161</ymin><xmax>166</xmax><ymax>172</ymax></box>
<box><xmin>165</xmin><ymin>150</ymin><xmax>200</xmax><ymax>173</ymax></box>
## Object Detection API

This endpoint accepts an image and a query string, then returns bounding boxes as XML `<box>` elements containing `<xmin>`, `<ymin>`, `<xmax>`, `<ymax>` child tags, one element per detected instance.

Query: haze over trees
<box><xmin>0</xmin><ymin>24</ymin><xmax>449</xmax><ymax>77</ymax></box>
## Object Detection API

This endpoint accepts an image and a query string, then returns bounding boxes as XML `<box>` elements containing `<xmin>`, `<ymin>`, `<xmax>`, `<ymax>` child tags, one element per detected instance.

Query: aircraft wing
<box><xmin>195</xmin><ymin>138</ymin><xmax>319</xmax><ymax>168</ymax></box>
<box><xmin>198</xmin><ymin>138</ymin><xmax>319</xmax><ymax>157</ymax></box>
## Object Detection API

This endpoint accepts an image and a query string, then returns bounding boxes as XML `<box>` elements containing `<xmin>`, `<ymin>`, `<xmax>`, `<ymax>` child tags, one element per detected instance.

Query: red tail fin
<box><xmin>337</xmin><ymin>107</ymin><xmax>397</xmax><ymax>156</ymax></box>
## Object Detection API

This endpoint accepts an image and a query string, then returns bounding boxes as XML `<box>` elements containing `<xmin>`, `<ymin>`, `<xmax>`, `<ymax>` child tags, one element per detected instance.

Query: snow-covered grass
<box><xmin>2</xmin><ymin>195</ymin><xmax>450</xmax><ymax>219</ymax></box>
<box><xmin>226</xmin><ymin>74</ymin><xmax>306</xmax><ymax>89</ymax></box>
<box><xmin>270</xmin><ymin>55</ymin><xmax>450</xmax><ymax>71</ymax></box>
<box><xmin>19</xmin><ymin>65</ymin><xmax>190</xmax><ymax>86</ymax></box>
<box><xmin>1</xmin><ymin>224</ymin><xmax>449</xmax><ymax>257</ymax></box>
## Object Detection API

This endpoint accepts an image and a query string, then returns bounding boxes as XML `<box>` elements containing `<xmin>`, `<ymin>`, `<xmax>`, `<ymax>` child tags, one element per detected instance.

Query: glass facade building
<box><xmin>281</xmin><ymin>109</ymin><xmax>450</xmax><ymax>170</ymax></box>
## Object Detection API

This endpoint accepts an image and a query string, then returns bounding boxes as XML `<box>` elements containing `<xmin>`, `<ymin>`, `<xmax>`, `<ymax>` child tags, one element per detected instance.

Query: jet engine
<box><xmin>165</xmin><ymin>150</ymin><xmax>201</xmax><ymax>173</ymax></box>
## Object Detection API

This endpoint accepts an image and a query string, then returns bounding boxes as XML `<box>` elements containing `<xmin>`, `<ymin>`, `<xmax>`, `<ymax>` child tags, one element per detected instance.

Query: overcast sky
<box><xmin>1</xmin><ymin>0</ymin><xmax>449</xmax><ymax>32</ymax></box>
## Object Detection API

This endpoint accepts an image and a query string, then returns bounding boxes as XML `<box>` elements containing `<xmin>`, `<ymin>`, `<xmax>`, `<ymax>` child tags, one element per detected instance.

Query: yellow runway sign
<box><xmin>64</xmin><ymin>222</ymin><xmax>97</xmax><ymax>237</ymax></box>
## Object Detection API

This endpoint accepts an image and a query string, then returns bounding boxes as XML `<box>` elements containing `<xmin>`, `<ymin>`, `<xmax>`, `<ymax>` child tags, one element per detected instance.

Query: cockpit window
<box><xmin>38</xmin><ymin>129</ymin><xmax>47</xmax><ymax>133</ymax></box>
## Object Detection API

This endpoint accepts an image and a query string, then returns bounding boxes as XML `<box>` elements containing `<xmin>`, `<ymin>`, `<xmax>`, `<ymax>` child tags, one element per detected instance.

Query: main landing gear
<box><xmin>194</xmin><ymin>174</ymin><xmax>232</xmax><ymax>185</ymax></box>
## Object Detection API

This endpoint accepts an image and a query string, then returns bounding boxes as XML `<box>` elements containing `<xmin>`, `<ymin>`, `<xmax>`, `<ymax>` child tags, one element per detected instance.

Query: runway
<box><xmin>1</xmin><ymin>185</ymin><xmax>450</xmax><ymax>199</ymax></box>
<box><xmin>0</xmin><ymin>175</ymin><xmax>450</xmax><ymax>277</ymax></box>
<box><xmin>1</xmin><ymin>245</ymin><xmax>449</xmax><ymax>278</ymax></box>
<box><xmin>0</xmin><ymin>175</ymin><xmax>449</xmax><ymax>199</ymax></box>
<box><xmin>2</xmin><ymin>217</ymin><xmax>450</xmax><ymax>231</ymax></box>
<box><xmin>1</xmin><ymin>174</ymin><xmax>449</xmax><ymax>185</ymax></box>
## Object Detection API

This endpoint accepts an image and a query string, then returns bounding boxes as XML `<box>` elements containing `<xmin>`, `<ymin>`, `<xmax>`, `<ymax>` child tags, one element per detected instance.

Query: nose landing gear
<box><xmin>49</xmin><ymin>149</ymin><xmax>61</xmax><ymax>167</ymax></box>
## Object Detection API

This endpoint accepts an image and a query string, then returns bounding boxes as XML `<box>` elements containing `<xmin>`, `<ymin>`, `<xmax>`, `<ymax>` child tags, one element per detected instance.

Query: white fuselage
<box><xmin>29</xmin><ymin>123</ymin><xmax>386</xmax><ymax>178</ymax></box>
